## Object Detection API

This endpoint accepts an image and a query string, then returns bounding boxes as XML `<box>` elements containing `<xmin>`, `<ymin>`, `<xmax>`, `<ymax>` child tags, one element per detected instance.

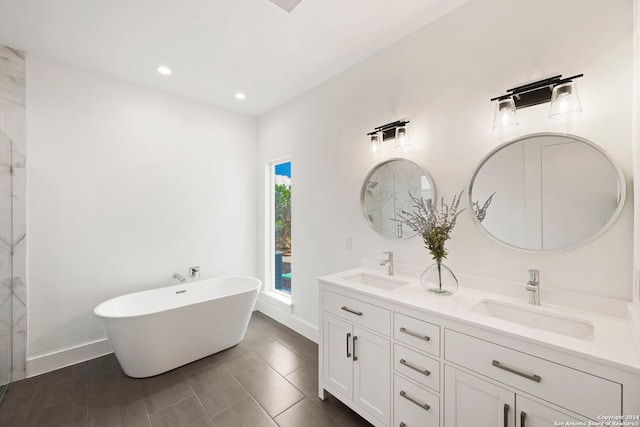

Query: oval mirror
<box><xmin>468</xmin><ymin>133</ymin><xmax>625</xmax><ymax>251</ymax></box>
<box><xmin>361</xmin><ymin>158</ymin><xmax>435</xmax><ymax>239</ymax></box>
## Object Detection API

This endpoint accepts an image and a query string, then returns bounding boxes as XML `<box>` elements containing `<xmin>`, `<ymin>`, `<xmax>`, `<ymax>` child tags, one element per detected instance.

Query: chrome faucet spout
<box><xmin>173</xmin><ymin>273</ymin><xmax>186</xmax><ymax>283</ymax></box>
<box><xmin>525</xmin><ymin>269</ymin><xmax>540</xmax><ymax>305</ymax></box>
<box><xmin>380</xmin><ymin>251</ymin><xmax>394</xmax><ymax>276</ymax></box>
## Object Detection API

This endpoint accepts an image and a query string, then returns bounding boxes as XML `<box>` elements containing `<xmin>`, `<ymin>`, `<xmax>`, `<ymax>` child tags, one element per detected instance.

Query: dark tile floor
<box><xmin>0</xmin><ymin>311</ymin><xmax>372</xmax><ymax>426</ymax></box>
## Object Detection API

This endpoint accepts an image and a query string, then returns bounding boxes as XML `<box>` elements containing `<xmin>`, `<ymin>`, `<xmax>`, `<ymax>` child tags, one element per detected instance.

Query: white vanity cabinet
<box><xmin>444</xmin><ymin>366</ymin><xmax>586</xmax><ymax>427</ymax></box>
<box><xmin>321</xmin><ymin>287</ymin><xmax>443</xmax><ymax>427</ymax></box>
<box><xmin>444</xmin><ymin>329</ymin><xmax>621</xmax><ymax>422</ymax></box>
<box><xmin>321</xmin><ymin>291</ymin><xmax>391</xmax><ymax>426</ymax></box>
<box><xmin>391</xmin><ymin>312</ymin><xmax>442</xmax><ymax>427</ymax></box>
<box><xmin>319</xmin><ymin>274</ymin><xmax>640</xmax><ymax>427</ymax></box>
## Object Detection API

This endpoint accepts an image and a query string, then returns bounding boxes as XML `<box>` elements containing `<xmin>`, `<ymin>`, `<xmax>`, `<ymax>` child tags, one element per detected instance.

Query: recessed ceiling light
<box><xmin>157</xmin><ymin>66</ymin><xmax>172</xmax><ymax>76</ymax></box>
<box><xmin>235</xmin><ymin>93</ymin><xmax>246</xmax><ymax>100</ymax></box>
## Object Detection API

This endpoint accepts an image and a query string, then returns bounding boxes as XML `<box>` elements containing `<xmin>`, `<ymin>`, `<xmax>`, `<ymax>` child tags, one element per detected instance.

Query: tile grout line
<box><xmin>139</xmin><ymin>378</ymin><xmax>154</xmax><ymax>426</ymax></box>
<box><xmin>232</xmin><ymin>324</ymin><xmax>319</xmax><ymax>421</ymax></box>
<box><xmin>182</xmin><ymin>367</ymin><xmax>218</xmax><ymax>426</ymax></box>
<box><xmin>145</xmin><ymin>393</ymin><xmax>196</xmax><ymax>417</ymax></box>
<box><xmin>221</xmin><ymin>363</ymin><xmax>275</xmax><ymax>422</ymax></box>
<box><xmin>281</xmin><ymin>370</ymin><xmax>347</xmax><ymax>423</ymax></box>
<box><xmin>191</xmin><ymin>390</ymin><xmax>216</xmax><ymax>427</ymax></box>
<box><xmin>271</xmin><ymin>393</ymin><xmax>306</xmax><ymax>420</ymax></box>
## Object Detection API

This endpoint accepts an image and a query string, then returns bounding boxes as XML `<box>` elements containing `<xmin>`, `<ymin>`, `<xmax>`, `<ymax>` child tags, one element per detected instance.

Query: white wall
<box><xmin>257</xmin><ymin>0</ymin><xmax>634</xmax><ymax>338</ymax></box>
<box><xmin>26</xmin><ymin>56</ymin><xmax>257</xmax><ymax>371</ymax></box>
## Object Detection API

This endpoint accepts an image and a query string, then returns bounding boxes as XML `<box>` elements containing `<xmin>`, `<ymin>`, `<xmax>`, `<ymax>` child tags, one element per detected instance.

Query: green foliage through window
<box><xmin>275</xmin><ymin>183</ymin><xmax>291</xmax><ymax>254</ymax></box>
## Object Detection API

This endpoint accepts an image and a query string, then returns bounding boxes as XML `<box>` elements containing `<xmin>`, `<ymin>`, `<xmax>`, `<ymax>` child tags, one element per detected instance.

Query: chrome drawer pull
<box><xmin>341</xmin><ymin>306</ymin><xmax>363</xmax><ymax>316</ymax></box>
<box><xmin>521</xmin><ymin>411</ymin><xmax>527</xmax><ymax>427</ymax></box>
<box><xmin>399</xmin><ymin>390</ymin><xmax>430</xmax><ymax>411</ymax></box>
<box><xmin>353</xmin><ymin>336</ymin><xmax>358</xmax><ymax>361</ymax></box>
<box><xmin>399</xmin><ymin>358</ymin><xmax>430</xmax><ymax>376</ymax></box>
<box><xmin>400</xmin><ymin>423</ymin><xmax>406</xmax><ymax>427</ymax></box>
<box><xmin>346</xmin><ymin>333</ymin><xmax>351</xmax><ymax>358</ymax></box>
<box><xmin>399</xmin><ymin>327</ymin><xmax>430</xmax><ymax>342</ymax></box>
<box><xmin>504</xmin><ymin>403</ymin><xmax>509</xmax><ymax>427</ymax></box>
<box><xmin>492</xmin><ymin>360</ymin><xmax>541</xmax><ymax>383</ymax></box>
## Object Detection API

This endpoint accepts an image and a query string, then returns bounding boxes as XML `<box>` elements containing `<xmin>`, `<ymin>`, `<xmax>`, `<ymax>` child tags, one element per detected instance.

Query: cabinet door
<box><xmin>516</xmin><ymin>396</ymin><xmax>585</xmax><ymax>427</ymax></box>
<box><xmin>323</xmin><ymin>315</ymin><xmax>353</xmax><ymax>400</ymax></box>
<box><xmin>353</xmin><ymin>326</ymin><xmax>391</xmax><ymax>425</ymax></box>
<box><xmin>445</xmin><ymin>366</ymin><xmax>515</xmax><ymax>427</ymax></box>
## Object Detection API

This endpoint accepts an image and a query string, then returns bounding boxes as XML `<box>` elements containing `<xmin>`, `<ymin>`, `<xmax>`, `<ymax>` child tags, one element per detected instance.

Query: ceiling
<box><xmin>0</xmin><ymin>0</ymin><xmax>469</xmax><ymax>116</ymax></box>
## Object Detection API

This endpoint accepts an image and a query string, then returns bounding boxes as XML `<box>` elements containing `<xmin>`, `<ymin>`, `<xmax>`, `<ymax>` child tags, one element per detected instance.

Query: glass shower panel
<box><xmin>0</xmin><ymin>130</ymin><xmax>12</xmax><ymax>389</ymax></box>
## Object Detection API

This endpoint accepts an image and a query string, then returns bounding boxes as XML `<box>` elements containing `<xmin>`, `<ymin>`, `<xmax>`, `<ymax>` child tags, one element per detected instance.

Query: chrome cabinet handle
<box><xmin>353</xmin><ymin>336</ymin><xmax>358</xmax><ymax>361</ymax></box>
<box><xmin>399</xmin><ymin>390</ymin><xmax>430</xmax><ymax>411</ymax></box>
<box><xmin>399</xmin><ymin>327</ymin><xmax>430</xmax><ymax>342</ymax></box>
<box><xmin>521</xmin><ymin>411</ymin><xmax>527</xmax><ymax>427</ymax></box>
<box><xmin>492</xmin><ymin>360</ymin><xmax>541</xmax><ymax>383</ymax></box>
<box><xmin>504</xmin><ymin>403</ymin><xmax>509</xmax><ymax>427</ymax></box>
<box><xmin>341</xmin><ymin>306</ymin><xmax>363</xmax><ymax>316</ymax></box>
<box><xmin>399</xmin><ymin>423</ymin><xmax>406</xmax><ymax>427</ymax></box>
<box><xmin>346</xmin><ymin>333</ymin><xmax>351</xmax><ymax>358</ymax></box>
<box><xmin>399</xmin><ymin>358</ymin><xmax>430</xmax><ymax>376</ymax></box>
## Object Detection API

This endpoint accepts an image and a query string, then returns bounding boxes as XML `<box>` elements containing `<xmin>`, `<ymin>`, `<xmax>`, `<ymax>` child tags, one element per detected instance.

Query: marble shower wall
<box><xmin>0</xmin><ymin>45</ymin><xmax>27</xmax><ymax>382</ymax></box>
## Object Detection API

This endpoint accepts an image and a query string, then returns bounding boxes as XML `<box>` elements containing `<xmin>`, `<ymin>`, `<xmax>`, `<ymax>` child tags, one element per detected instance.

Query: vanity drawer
<box><xmin>394</xmin><ymin>374</ymin><xmax>439</xmax><ymax>427</ymax></box>
<box><xmin>444</xmin><ymin>329</ymin><xmax>621</xmax><ymax>420</ymax></box>
<box><xmin>394</xmin><ymin>344</ymin><xmax>440</xmax><ymax>392</ymax></box>
<box><xmin>394</xmin><ymin>312</ymin><xmax>440</xmax><ymax>357</ymax></box>
<box><xmin>323</xmin><ymin>291</ymin><xmax>391</xmax><ymax>336</ymax></box>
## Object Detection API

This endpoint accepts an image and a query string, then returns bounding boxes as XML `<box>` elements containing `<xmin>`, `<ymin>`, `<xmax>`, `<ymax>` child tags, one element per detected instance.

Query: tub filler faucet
<box><xmin>526</xmin><ymin>269</ymin><xmax>540</xmax><ymax>305</ymax></box>
<box><xmin>380</xmin><ymin>251</ymin><xmax>394</xmax><ymax>276</ymax></box>
<box><xmin>173</xmin><ymin>273</ymin><xmax>186</xmax><ymax>283</ymax></box>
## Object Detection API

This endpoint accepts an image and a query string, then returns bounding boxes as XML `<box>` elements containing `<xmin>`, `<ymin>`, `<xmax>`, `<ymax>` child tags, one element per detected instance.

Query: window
<box><xmin>271</xmin><ymin>160</ymin><xmax>292</xmax><ymax>295</ymax></box>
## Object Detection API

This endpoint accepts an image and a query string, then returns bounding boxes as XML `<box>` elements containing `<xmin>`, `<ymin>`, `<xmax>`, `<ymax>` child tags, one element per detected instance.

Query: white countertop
<box><xmin>319</xmin><ymin>266</ymin><xmax>640</xmax><ymax>374</ymax></box>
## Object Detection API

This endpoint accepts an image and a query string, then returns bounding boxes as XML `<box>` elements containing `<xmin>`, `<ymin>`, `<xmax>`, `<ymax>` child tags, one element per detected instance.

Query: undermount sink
<box><xmin>471</xmin><ymin>299</ymin><xmax>594</xmax><ymax>341</ymax></box>
<box><xmin>342</xmin><ymin>272</ymin><xmax>410</xmax><ymax>291</ymax></box>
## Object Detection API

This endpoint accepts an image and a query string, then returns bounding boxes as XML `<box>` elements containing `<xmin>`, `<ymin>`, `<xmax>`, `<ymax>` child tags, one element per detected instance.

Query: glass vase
<box><xmin>420</xmin><ymin>260</ymin><xmax>458</xmax><ymax>295</ymax></box>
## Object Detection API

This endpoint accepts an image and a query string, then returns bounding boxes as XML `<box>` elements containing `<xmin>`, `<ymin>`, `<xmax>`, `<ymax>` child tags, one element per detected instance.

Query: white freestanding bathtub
<box><xmin>94</xmin><ymin>276</ymin><xmax>261</xmax><ymax>378</ymax></box>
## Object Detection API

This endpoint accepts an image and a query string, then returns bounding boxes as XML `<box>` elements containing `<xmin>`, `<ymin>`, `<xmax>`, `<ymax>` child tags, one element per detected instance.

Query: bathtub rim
<box><xmin>93</xmin><ymin>275</ymin><xmax>262</xmax><ymax>320</ymax></box>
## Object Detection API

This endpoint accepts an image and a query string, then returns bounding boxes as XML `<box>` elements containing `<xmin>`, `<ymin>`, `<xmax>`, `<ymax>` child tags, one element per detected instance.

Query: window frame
<box><xmin>265</xmin><ymin>157</ymin><xmax>293</xmax><ymax>305</ymax></box>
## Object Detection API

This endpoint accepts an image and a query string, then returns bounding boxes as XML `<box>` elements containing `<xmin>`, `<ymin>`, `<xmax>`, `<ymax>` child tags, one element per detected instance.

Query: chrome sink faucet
<box><xmin>526</xmin><ymin>269</ymin><xmax>540</xmax><ymax>305</ymax></box>
<box><xmin>173</xmin><ymin>273</ymin><xmax>186</xmax><ymax>283</ymax></box>
<box><xmin>380</xmin><ymin>251</ymin><xmax>394</xmax><ymax>276</ymax></box>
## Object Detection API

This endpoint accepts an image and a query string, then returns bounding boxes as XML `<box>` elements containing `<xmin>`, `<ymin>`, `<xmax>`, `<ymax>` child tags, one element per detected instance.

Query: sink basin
<box><xmin>342</xmin><ymin>273</ymin><xmax>410</xmax><ymax>291</ymax></box>
<box><xmin>471</xmin><ymin>299</ymin><xmax>594</xmax><ymax>340</ymax></box>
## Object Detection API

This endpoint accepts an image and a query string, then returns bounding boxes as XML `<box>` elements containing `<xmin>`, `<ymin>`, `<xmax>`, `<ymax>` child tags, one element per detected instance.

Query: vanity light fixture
<box><xmin>366</xmin><ymin>120</ymin><xmax>410</xmax><ymax>154</ymax></box>
<box><xmin>368</xmin><ymin>133</ymin><xmax>381</xmax><ymax>154</ymax></box>
<box><xmin>491</xmin><ymin>74</ymin><xmax>583</xmax><ymax>128</ymax></box>
<box><xmin>394</xmin><ymin>125</ymin><xmax>411</xmax><ymax>149</ymax></box>
<box><xmin>492</xmin><ymin>97</ymin><xmax>518</xmax><ymax>129</ymax></box>
<box><xmin>549</xmin><ymin>81</ymin><xmax>581</xmax><ymax>117</ymax></box>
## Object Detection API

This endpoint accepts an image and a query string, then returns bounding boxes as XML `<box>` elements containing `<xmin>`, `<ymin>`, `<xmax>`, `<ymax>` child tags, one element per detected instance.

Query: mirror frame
<box><xmin>467</xmin><ymin>132</ymin><xmax>626</xmax><ymax>253</ymax></box>
<box><xmin>361</xmin><ymin>158</ymin><xmax>436</xmax><ymax>240</ymax></box>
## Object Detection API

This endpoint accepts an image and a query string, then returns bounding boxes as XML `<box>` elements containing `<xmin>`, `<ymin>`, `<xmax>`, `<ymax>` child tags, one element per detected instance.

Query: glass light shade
<box><xmin>492</xmin><ymin>98</ymin><xmax>518</xmax><ymax>129</ymax></box>
<box><xmin>368</xmin><ymin>134</ymin><xmax>381</xmax><ymax>154</ymax></box>
<box><xmin>549</xmin><ymin>82</ymin><xmax>581</xmax><ymax>118</ymax></box>
<box><xmin>394</xmin><ymin>126</ymin><xmax>411</xmax><ymax>149</ymax></box>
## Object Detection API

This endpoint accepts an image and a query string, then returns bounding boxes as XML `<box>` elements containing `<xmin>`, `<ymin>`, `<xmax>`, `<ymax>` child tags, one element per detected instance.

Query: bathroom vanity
<box><xmin>318</xmin><ymin>267</ymin><xmax>640</xmax><ymax>427</ymax></box>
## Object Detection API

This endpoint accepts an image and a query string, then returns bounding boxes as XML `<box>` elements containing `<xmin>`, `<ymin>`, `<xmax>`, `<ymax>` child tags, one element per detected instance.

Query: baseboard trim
<box><xmin>26</xmin><ymin>338</ymin><xmax>113</xmax><ymax>378</ymax></box>
<box><xmin>255</xmin><ymin>299</ymin><xmax>318</xmax><ymax>343</ymax></box>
